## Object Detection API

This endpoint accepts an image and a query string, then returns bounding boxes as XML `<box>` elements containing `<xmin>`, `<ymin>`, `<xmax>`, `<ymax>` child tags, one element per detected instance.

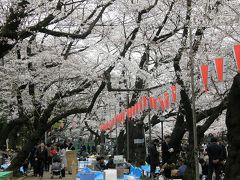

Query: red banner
<box><xmin>127</xmin><ymin>108</ymin><xmax>132</xmax><ymax>118</ymax></box>
<box><xmin>153</xmin><ymin>98</ymin><xmax>157</xmax><ymax>111</ymax></box>
<box><xmin>116</xmin><ymin>114</ymin><xmax>121</xmax><ymax>123</ymax></box>
<box><xmin>214</xmin><ymin>58</ymin><xmax>224</xmax><ymax>81</ymax></box>
<box><xmin>139</xmin><ymin>100</ymin><xmax>143</xmax><ymax>111</ymax></box>
<box><xmin>171</xmin><ymin>85</ymin><xmax>177</xmax><ymax>104</ymax></box>
<box><xmin>132</xmin><ymin>106</ymin><xmax>135</xmax><ymax>117</ymax></box>
<box><xmin>159</xmin><ymin>97</ymin><xmax>165</xmax><ymax>111</ymax></box>
<box><xmin>135</xmin><ymin>103</ymin><xmax>139</xmax><ymax>113</ymax></box>
<box><xmin>143</xmin><ymin>96</ymin><xmax>147</xmax><ymax>108</ymax></box>
<box><xmin>200</xmin><ymin>64</ymin><xmax>209</xmax><ymax>92</ymax></box>
<box><xmin>164</xmin><ymin>92</ymin><xmax>169</xmax><ymax>109</ymax></box>
<box><xmin>234</xmin><ymin>44</ymin><xmax>240</xmax><ymax>73</ymax></box>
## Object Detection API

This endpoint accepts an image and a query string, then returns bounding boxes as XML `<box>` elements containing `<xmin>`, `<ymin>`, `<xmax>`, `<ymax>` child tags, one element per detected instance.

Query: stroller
<box><xmin>51</xmin><ymin>154</ymin><xmax>62</xmax><ymax>179</ymax></box>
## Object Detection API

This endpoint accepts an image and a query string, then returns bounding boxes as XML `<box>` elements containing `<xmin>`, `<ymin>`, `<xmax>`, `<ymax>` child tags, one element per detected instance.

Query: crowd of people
<box><xmin>23</xmin><ymin>141</ymin><xmax>75</xmax><ymax>178</ymax></box>
<box><xmin>148</xmin><ymin>135</ymin><xmax>227</xmax><ymax>180</ymax></box>
<box><xmin>0</xmin><ymin>135</ymin><xmax>227</xmax><ymax>180</ymax></box>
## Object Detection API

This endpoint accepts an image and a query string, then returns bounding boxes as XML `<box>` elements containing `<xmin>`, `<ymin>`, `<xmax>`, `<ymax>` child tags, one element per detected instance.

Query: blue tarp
<box><xmin>129</xmin><ymin>166</ymin><xmax>141</xmax><ymax>180</ymax></box>
<box><xmin>76</xmin><ymin>167</ymin><xmax>95</xmax><ymax>180</ymax></box>
<box><xmin>141</xmin><ymin>164</ymin><xmax>160</xmax><ymax>176</ymax></box>
<box><xmin>76</xmin><ymin>166</ymin><xmax>142</xmax><ymax>180</ymax></box>
<box><xmin>141</xmin><ymin>165</ymin><xmax>150</xmax><ymax>173</ymax></box>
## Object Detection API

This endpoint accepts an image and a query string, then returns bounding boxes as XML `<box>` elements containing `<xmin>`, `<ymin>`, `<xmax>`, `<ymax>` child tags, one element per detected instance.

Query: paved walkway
<box><xmin>24</xmin><ymin>171</ymin><xmax>75</xmax><ymax>180</ymax></box>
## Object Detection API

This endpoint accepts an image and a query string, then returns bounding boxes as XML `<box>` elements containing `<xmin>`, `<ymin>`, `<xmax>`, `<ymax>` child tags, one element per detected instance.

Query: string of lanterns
<box><xmin>99</xmin><ymin>85</ymin><xmax>177</xmax><ymax>132</ymax></box>
<box><xmin>100</xmin><ymin>44</ymin><xmax>240</xmax><ymax>132</ymax></box>
<box><xmin>200</xmin><ymin>44</ymin><xmax>240</xmax><ymax>92</ymax></box>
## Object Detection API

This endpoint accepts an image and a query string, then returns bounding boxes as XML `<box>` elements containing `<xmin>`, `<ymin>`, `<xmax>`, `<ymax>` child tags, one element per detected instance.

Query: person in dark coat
<box><xmin>148</xmin><ymin>139</ymin><xmax>160</xmax><ymax>178</ymax></box>
<box><xmin>206</xmin><ymin>137</ymin><xmax>222</xmax><ymax>180</ymax></box>
<box><xmin>199</xmin><ymin>158</ymin><xmax>208</xmax><ymax>179</ymax></box>
<box><xmin>162</xmin><ymin>135</ymin><xmax>174</xmax><ymax>164</ymax></box>
<box><xmin>35</xmin><ymin>143</ymin><xmax>48</xmax><ymax>178</ymax></box>
<box><xmin>218</xmin><ymin>140</ymin><xmax>227</xmax><ymax>174</ymax></box>
<box><xmin>95</xmin><ymin>156</ymin><xmax>106</xmax><ymax>171</ymax></box>
<box><xmin>106</xmin><ymin>156</ymin><xmax>115</xmax><ymax>169</ymax></box>
<box><xmin>28</xmin><ymin>144</ymin><xmax>38</xmax><ymax>176</ymax></box>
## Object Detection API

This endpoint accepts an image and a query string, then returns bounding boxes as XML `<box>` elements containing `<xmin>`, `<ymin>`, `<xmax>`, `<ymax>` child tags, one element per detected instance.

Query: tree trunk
<box><xmin>7</xmin><ymin>124</ymin><xmax>47</xmax><ymax>175</ymax></box>
<box><xmin>133</xmin><ymin>121</ymin><xmax>146</xmax><ymax>166</ymax></box>
<box><xmin>0</xmin><ymin>123</ymin><xmax>17</xmax><ymax>149</ymax></box>
<box><xmin>169</xmin><ymin>113</ymin><xmax>187</xmax><ymax>163</ymax></box>
<box><xmin>117</xmin><ymin>130</ymin><xmax>125</xmax><ymax>155</ymax></box>
<box><xmin>183</xmin><ymin>132</ymin><xmax>196</xmax><ymax>180</ymax></box>
<box><xmin>8</xmin><ymin>127</ymin><xmax>19</xmax><ymax>150</ymax></box>
<box><xmin>225</xmin><ymin>73</ymin><xmax>240</xmax><ymax>180</ymax></box>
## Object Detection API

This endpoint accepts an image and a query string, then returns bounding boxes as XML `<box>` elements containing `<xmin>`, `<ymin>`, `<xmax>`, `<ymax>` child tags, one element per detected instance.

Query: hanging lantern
<box><xmin>200</xmin><ymin>64</ymin><xmax>209</xmax><ymax>92</ymax></box>
<box><xmin>171</xmin><ymin>85</ymin><xmax>177</xmax><ymax>104</ymax></box>
<box><xmin>116</xmin><ymin>114</ymin><xmax>120</xmax><ymax>124</ymax></box>
<box><xmin>153</xmin><ymin>98</ymin><xmax>157</xmax><ymax>111</ymax></box>
<box><xmin>127</xmin><ymin>108</ymin><xmax>132</xmax><ymax>118</ymax></box>
<box><xmin>139</xmin><ymin>100</ymin><xmax>143</xmax><ymax>111</ymax></box>
<box><xmin>214</xmin><ymin>58</ymin><xmax>224</xmax><ymax>81</ymax></box>
<box><xmin>164</xmin><ymin>92</ymin><xmax>170</xmax><ymax>109</ymax></box>
<box><xmin>110</xmin><ymin>119</ymin><xmax>115</xmax><ymax>129</ymax></box>
<box><xmin>131</xmin><ymin>106</ymin><xmax>134</xmax><ymax>117</ymax></box>
<box><xmin>233</xmin><ymin>44</ymin><xmax>240</xmax><ymax>73</ymax></box>
<box><xmin>135</xmin><ymin>103</ymin><xmax>139</xmax><ymax>113</ymax></box>
<box><xmin>143</xmin><ymin>96</ymin><xmax>148</xmax><ymax>109</ymax></box>
<box><xmin>159</xmin><ymin>97</ymin><xmax>165</xmax><ymax>111</ymax></box>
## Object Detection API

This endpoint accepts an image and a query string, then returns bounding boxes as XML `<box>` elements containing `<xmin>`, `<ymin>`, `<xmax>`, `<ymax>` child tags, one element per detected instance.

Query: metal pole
<box><xmin>161</xmin><ymin>121</ymin><xmax>163</xmax><ymax>142</ymax></box>
<box><xmin>115</xmin><ymin>106</ymin><xmax>118</xmax><ymax>155</ymax></box>
<box><xmin>148</xmin><ymin>90</ymin><xmax>151</xmax><ymax>144</ymax></box>
<box><xmin>126</xmin><ymin>93</ymin><xmax>130</xmax><ymax>161</ymax></box>
<box><xmin>189</xmin><ymin>20</ymin><xmax>200</xmax><ymax>180</ymax></box>
<box><xmin>100</xmin><ymin>132</ymin><xmax>105</xmax><ymax>156</ymax></box>
<box><xmin>45</xmin><ymin>132</ymin><xmax>47</xmax><ymax>144</ymax></box>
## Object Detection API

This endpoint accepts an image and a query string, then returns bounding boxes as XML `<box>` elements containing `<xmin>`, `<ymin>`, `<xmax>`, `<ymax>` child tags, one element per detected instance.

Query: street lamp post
<box><xmin>159</xmin><ymin>116</ymin><xmax>165</xmax><ymax>141</ymax></box>
<box><xmin>115</xmin><ymin>105</ymin><xmax>118</xmax><ymax>155</ymax></box>
<box><xmin>126</xmin><ymin>93</ymin><xmax>130</xmax><ymax>161</ymax></box>
<box><xmin>148</xmin><ymin>90</ymin><xmax>152</xmax><ymax>144</ymax></box>
<box><xmin>189</xmin><ymin>20</ymin><xmax>200</xmax><ymax>179</ymax></box>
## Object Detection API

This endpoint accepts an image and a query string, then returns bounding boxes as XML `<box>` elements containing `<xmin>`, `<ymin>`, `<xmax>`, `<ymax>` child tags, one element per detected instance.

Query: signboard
<box><xmin>113</xmin><ymin>155</ymin><xmax>124</xmax><ymax>164</ymax></box>
<box><xmin>134</xmin><ymin>138</ymin><xmax>144</xmax><ymax>144</ymax></box>
<box><xmin>66</xmin><ymin>150</ymin><xmax>77</xmax><ymax>173</ymax></box>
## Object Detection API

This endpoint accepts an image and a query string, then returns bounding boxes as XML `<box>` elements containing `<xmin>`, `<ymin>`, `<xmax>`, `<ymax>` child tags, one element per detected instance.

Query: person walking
<box><xmin>206</xmin><ymin>137</ymin><xmax>222</xmax><ymax>180</ymax></box>
<box><xmin>35</xmin><ymin>143</ymin><xmax>48</xmax><ymax>178</ymax></box>
<box><xmin>59</xmin><ymin>144</ymin><xmax>67</xmax><ymax>177</ymax></box>
<box><xmin>28</xmin><ymin>144</ymin><xmax>38</xmax><ymax>176</ymax></box>
<box><xmin>148</xmin><ymin>139</ymin><xmax>160</xmax><ymax>178</ymax></box>
<box><xmin>162</xmin><ymin>135</ymin><xmax>174</xmax><ymax>164</ymax></box>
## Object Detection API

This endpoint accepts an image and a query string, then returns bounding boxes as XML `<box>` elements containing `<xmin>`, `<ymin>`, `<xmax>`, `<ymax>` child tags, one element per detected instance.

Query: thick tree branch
<box><xmin>47</xmin><ymin>107</ymin><xmax>88</xmax><ymax>129</ymax></box>
<box><xmin>84</xmin><ymin>121</ymin><xmax>100</xmax><ymax>138</ymax></box>
<box><xmin>144</xmin><ymin>112</ymin><xmax>177</xmax><ymax>132</ymax></box>
<box><xmin>39</xmin><ymin>80</ymin><xmax>92</xmax><ymax>124</ymax></box>
<box><xmin>152</xmin><ymin>0</ymin><xmax>176</xmax><ymax>42</ymax></box>
<box><xmin>120</xmin><ymin>0</ymin><xmax>158</xmax><ymax>57</ymax></box>
<box><xmin>47</xmin><ymin>80</ymin><xmax>107</xmax><ymax>128</ymax></box>
<box><xmin>196</xmin><ymin>96</ymin><xmax>228</xmax><ymax>123</ymax></box>
<box><xmin>32</xmin><ymin>0</ymin><xmax>115</xmax><ymax>40</ymax></box>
